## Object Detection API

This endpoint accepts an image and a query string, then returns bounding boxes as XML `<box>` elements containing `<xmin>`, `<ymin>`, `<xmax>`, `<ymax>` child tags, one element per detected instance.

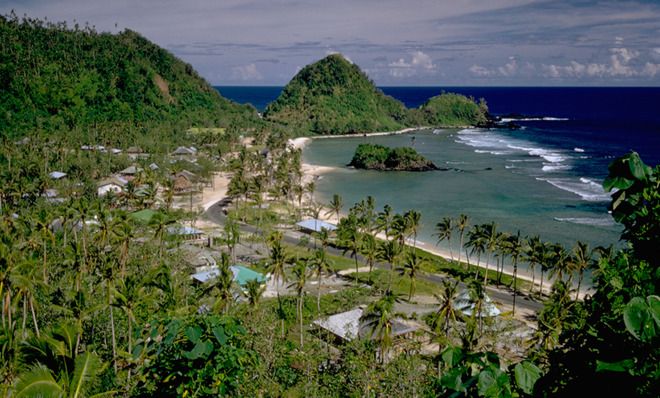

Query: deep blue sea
<box><xmin>215</xmin><ymin>86</ymin><xmax>660</xmax><ymax>168</ymax></box>
<box><xmin>215</xmin><ymin>86</ymin><xmax>660</xmax><ymax>257</ymax></box>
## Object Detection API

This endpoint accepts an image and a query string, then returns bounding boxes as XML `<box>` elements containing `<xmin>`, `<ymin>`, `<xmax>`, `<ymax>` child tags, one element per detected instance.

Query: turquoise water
<box><xmin>303</xmin><ymin>129</ymin><xmax>621</xmax><ymax>251</ymax></box>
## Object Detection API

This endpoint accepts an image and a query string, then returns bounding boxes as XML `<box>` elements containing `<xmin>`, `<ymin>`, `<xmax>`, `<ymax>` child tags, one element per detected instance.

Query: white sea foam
<box><xmin>554</xmin><ymin>217</ymin><xmax>617</xmax><ymax>227</ymax></box>
<box><xmin>505</xmin><ymin>165</ymin><xmax>516</xmax><ymax>169</ymax></box>
<box><xmin>542</xmin><ymin>164</ymin><xmax>573</xmax><ymax>172</ymax></box>
<box><xmin>574</xmin><ymin>147</ymin><xmax>585</xmax><ymax>153</ymax></box>
<box><xmin>500</xmin><ymin>116</ymin><xmax>569</xmax><ymax>122</ymax></box>
<box><xmin>538</xmin><ymin>177</ymin><xmax>610</xmax><ymax>201</ymax></box>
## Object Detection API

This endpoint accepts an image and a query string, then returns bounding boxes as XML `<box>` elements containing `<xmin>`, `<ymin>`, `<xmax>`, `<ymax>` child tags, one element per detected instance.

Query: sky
<box><xmin>2</xmin><ymin>0</ymin><xmax>660</xmax><ymax>86</ymax></box>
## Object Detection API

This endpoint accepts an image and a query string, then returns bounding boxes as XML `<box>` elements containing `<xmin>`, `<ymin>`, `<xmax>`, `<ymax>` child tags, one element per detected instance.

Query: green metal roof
<box><xmin>230</xmin><ymin>265</ymin><xmax>267</xmax><ymax>286</ymax></box>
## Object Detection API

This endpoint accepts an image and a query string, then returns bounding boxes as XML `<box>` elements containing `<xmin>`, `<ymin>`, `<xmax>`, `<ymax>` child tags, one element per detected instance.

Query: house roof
<box><xmin>454</xmin><ymin>291</ymin><xmax>501</xmax><ymax>318</ymax></box>
<box><xmin>191</xmin><ymin>265</ymin><xmax>266</xmax><ymax>286</ymax></box>
<box><xmin>49</xmin><ymin>171</ymin><xmax>67</xmax><ymax>180</ymax></box>
<box><xmin>167</xmin><ymin>225</ymin><xmax>204</xmax><ymax>236</ymax></box>
<box><xmin>296</xmin><ymin>219</ymin><xmax>337</xmax><ymax>232</ymax></box>
<box><xmin>231</xmin><ymin>265</ymin><xmax>267</xmax><ymax>286</ymax></box>
<box><xmin>149</xmin><ymin>162</ymin><xmax>159</xmax><ymax>170</ymax></box>
<box><xmin>172</xmin><ymin>146</ymin><xmax>197</xmax><ymax>155</ymax></box>
<box><xmin>97</xmin><ymin>176</ymin><xmax>128</xmax><ymax>187</ymax></box>
<box><xmin>120</xmin><ymin>166</ymin><xmax>142</xmax><ymax>175</ymax></box>
<box><xmin>313</xmin><ymin>308</ymin><xmax>418</xmax><ymax>341</ymax></box>
<box><xmin>129</xmin><ymin>209</ymin><xmax>159</xmax><ymax>224</ymax></box>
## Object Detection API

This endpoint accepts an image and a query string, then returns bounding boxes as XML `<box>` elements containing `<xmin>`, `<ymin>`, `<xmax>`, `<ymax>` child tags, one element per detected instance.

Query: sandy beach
<box><xmin>292</xmin><ymin>139</ymin><xmax>592</xmax><ymax>299</ymax></box>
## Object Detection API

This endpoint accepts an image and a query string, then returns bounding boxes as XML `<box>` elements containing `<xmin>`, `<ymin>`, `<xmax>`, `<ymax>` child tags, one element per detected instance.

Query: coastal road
<box><xmin>203</xmin><ymin>204</ymin><xmax>544</xmax><ymax>315</ymax></box>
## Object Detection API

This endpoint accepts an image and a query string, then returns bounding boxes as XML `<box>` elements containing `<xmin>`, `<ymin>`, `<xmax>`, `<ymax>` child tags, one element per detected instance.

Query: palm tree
<box><xmin>311</xmin><ymin>248</ymin><xmax>332</xmax><ymax>313</ymax></box>
<box><xmin>548</xmin><ymin>243</ymin><xmax>571</xmax><ymax>284</ymax></box>
<box><xmin>400</xmin><ymin>251</ymin><xmax>424</xmax><ymax>301</ymax></box>
<box><xmin>377</xmin><ymin>239</ymin><xmax>401</xmax><ymax>289</ymax></box>
<box><xmin>288</xmin><ymin>259</ymin><xmax>309</xmax><ymax>347</ymax></box>
<box><xmin>326</xmin><ymin>193</ymin><xmax>343</xmax><ymax>222</ymax></box>
<box><xmin>14</xmin><ymin>322</ymin><xmax>109</xmax><ymax>398</ymax></box>
<box><xmin>507</xmin><ymin>232</ymin><xmax>524</xmax><ymax>316</ymax></box>
<box><xmin>569</xmin><ymin>241</ymin><xmax>594</xmax><ymax>300</ymax></box>
<box><xmin>538</xmin><ymin>241</ymin><xmax>552</xmax><ymax>296</ymax></box>
<box><xmin>376</xmin><ymin>204</ymin><xmax>394</xmax><ymax>239</ymax></box>
<box><xmin>244</xmin><ymin>279</ymin><xmax>265</xmax><ymax>309</ymax></box>
<box><xmin>525</xmin><ymin>235</ymin><xmax>543</xmax><ymax>295</ymax></box>
<box><xmin>149</xmin><ymin>211</ymin><xmax>175</xmax><ymax>262</ymax></box>
<box><xmin>434</xmin><ymin>217</ymin><xmax>454</xmax><ymax>263</ymax></box>
<box><xmin>404</xmin><ymin>210</ymin><xmax>421</xmax><ymax>250</ymax></box>
<box><xmin>456</xmin><ymin>214</ymin><xmax>469</xmax><ymax>268</ymax></box>
<box><xmin>338</xmin><ymin>215</ymin><xmax>362</xmax><ymax>285</ymax></box>
<box><xmin>429</xmin><ymin>280</ymin><xmax>461</xmax><ymax>358</ymax></box>
<box><xmin>467</xmin><ymin>279</ymin><xmax>488</xmax><ymax>335</ymax></box>
<box><xmin>390</xmin><ymin>213</ymin><xmax>409</xmax><ymax>250</ymax></box>
<box><xmin>224</xmin><ymin>217</ymin><xmax>240</xmax><ymax>262</ymax></box>
<box><xmin>208</xmin><ymin>253</ymin><xmax>235</xmax><ymax>313</ymax></box>
<box><xmin>360</xmin><ymin>290</ymin><xmax>400</xmax><ymax>363</ymax></box>
<box><xmin>112</xmin><ymin>275</ymin><xmax>146</xmax><ymax>366</ymax></box>
<box><xmin>494</xmin><ymin>232</ymin><xmax>511</xmax><ymax>284</ymax></box>
<box><xmin>360</xmin><ymin>234</ymin><xmax>378</xmax><ymax>282</ymax></box>
<box><xmin>465</xmin><ymin>225</ymin><xmax>486</xmax><ymax>276</ymax></box>
<box><xmin>267</xmin><ymin>231</ymin><xmax>288</xmax><ymax>337</ymax></box>
<box><xmin>482</xmin><ymin>222</ymin><xmax>498</xmax><ymax>285</ymax></box>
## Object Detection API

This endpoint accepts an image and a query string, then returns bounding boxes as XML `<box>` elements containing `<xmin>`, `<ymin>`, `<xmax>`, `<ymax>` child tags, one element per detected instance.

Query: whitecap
<box><xmin>500</xmin><ymin>116</ymin><xmax>569</xmax><ymax>122</ymax></box>
<box><xmin>542</xmin><ymin>164</ymin><xmax>573</xmax><ymax>172</ymax></box>
<box><xmin>538</xmin><ymin>177</ymin><xmax>610</xmax><ymax>201</ymax></box>
<box><xmin>554</xmin><ymin>217</ymin><xmax>617</xmax><ymax>227</ymax></box>
<box><xmin>574</xmin><ymin>147</ymin><xmax>585</xmax><ymax>153</ymax></box>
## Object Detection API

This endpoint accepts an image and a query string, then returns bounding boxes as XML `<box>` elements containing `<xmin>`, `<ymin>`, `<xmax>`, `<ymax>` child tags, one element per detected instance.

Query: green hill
<box><xmin>0</xmin><ymin>14</ymin><xmax>259</xmax><ymax>138</ymax></box>
<box><xmin>412</xmin><ymin>93</ymin><xmax>489</xmax><ymax>127</ymax></box>
<box><xmin>264</xmin><ymin>54</ymin><xmax>408</xmax><ymax>135</ymax></box>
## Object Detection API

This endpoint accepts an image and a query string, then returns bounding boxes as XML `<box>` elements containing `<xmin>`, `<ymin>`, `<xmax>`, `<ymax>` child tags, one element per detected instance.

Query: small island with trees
<box><xmin>348</xmin><ymin>143</ymin><xmax>439</xmax><ymax>171</ymax></box>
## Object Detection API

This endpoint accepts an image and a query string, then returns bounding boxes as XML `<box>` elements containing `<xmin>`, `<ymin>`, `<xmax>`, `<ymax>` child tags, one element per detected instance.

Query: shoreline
<box><xmin>289</xmin><ymin>126</ymin><xmax>434</xmax><ymax>150</ymax></box>
<box><xmin>294</xmin><ymin>135</ymin><xmax>594</xmax><ymax>300</ymax></box>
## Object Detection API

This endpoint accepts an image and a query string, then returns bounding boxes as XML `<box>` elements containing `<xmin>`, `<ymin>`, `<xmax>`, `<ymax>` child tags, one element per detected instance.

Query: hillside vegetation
<box><xmin>0</xmin><ymin>14</ymin><xmax>259</xmax><ymax>139</ymax></box>
<box><xmin>264</xmin><ymin>54</ymin><xmax>409</xmax><ymax>135</ymax></box>
<box><xmin>413</xmin><ymin>93</ymin><xmax>489</xmax><ymax>127</ymax></box>
<box><xmin>265</xmin><ymin>54</ymin><xmax>491</xmax><ymax>135</ymax></box>
<box><xmin>348</xmin><ymin>143</ymin><xmax>438</xmax><ymax>171</ymax></box>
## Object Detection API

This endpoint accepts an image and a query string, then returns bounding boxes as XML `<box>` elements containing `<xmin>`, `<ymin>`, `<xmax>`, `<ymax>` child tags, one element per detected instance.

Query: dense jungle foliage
<box><xmin>0</xmin><ymin>13</ymin><xmax>657</xmax><ymax>398</ymax></box>
<box><xmin>264</xmin><ymin>54</ymin><xmax>409</xmax><ymax>135</ymax></box>
<box><xmin>412</xmin><ymin>93</ymin><xmax>489</xmax><ymax>127</ymax></box>
<box><xmin>348</xmin><ymin>143</ymin><xmax>438</xmax><ymax>171</ymax></box>
<box><xmin>0</xmin><ymin>13</ymin><xmax>260</xmax><ymax>139</ymax></box>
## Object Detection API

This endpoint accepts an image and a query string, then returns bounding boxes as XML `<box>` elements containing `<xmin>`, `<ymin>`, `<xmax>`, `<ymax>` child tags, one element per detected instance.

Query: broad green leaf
<box><xmin>477</xmin><ymin>368</ymin><xmax>511</xmax><ymax>398</ymax></box>
<box><xmin>626</xmin><ymin>152</ymin><xmax>649</xmax><ymax>181</ymax></box>
<box><xmin>213</xmin><ymin>325</ymin><xmax>227</xmax><ymax>345</ymax></box>
<box><xmin>440</xmin><ymin>367</ymin><xmax>466</xmax><ymax>392</ymax></box>
<box><xmin>70</xmin><ymin>352</ymin><xmax>104</xmax><ymax>398</ymax></box>
<box><xmin>596</xmin><ymin>359</ymin><xmax>634</xmax><ymax>373</ymax></box>
<box><xmin>441</xmin><ymin>346</ymin><xmax>464</xmax><ymax>367</ymax></box>
<box><xmin>623</xmin><ymin>296</ymin><xmax>656</xmax><ymax>341</ymax></box>
<box><xmin>603</xmin><ymin>175</ymin><xmax>633</xmax><ymax>192</ymax></box>
<box><xmin>514</xmin><ymin>361</ymin><xmax>542</xmax><ymax>395</ymax></box>
<box><xmin>185</xmin><ymin>325</ymin><xmax>202</xmax><ymax>343</ymax></box>
<box><xmin>14</xmin><ymin>365</ymin><xmax>63</xmax><ymax>398</ymax></box>
<box><xmin>183</xmin><ymin>339</ymin><xmax>213</xmax><ymax>360</ymax></box>
<box><xmin>648</xmin><ymin>295</ymin><xmax>660</xmax><ymax>327</ymax></box>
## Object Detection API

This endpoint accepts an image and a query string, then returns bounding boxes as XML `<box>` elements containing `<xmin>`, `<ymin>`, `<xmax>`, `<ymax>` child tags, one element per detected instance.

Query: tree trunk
<box><xmin>512</xmin><ymin>262</ymin><xmax>518</xmax><ymax>316</ymax></box>
<box><xmin>30</xmin><ymin>296</ymin><xmax>40</xmax><ymax>337</ymax></box>
<box><xmin>531</xmin><ymin>263</ymin><xmax>536</xmax><ymax>295</ymax></box>
<box><xmin>539</xmin><ymin>270</ymin><xmax>544</xmax><ymax>297</ymax></box>
<box><xmin>317</xmin><ymin>273</ymin><xmax>322</xmax><ymax>314</ymax></box>
<box><xmin>483</xmin><ymin>254</ymin><xmax>490</xmax><ymax>285</ymax></box>
<box><xmin>575</xmin><ymin>273</ymin><xmax>583</xmax><ymax>301</ymax></box>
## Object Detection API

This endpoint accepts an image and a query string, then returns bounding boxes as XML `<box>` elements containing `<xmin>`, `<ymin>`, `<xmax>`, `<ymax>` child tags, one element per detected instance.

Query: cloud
<box><xmin>231</xmin><ymin>63</ymin><xmax>263</xmax><ymax>81</ymax></box>
<box><xmin>469</xmin><ymin>64</ymin><xmax>495</xmax><ymax>77</ymax></box>
<box><xmin>541</xmin><ymin>46</ymin><xmax>658</xmax><ymax>78</ymax></box>
<box><xmin>497</xmin><ymin>56</ymin><xmax>518</xmax><ymax>77</ymax></box>
<box><xmin>388</xmin><ymin>50</ymin><xmax>436</xmax><ymax>78</ymax></box>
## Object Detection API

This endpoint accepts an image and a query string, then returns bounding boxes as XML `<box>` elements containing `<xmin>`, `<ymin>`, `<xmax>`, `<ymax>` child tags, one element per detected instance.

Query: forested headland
<box><xmin>0</xmin><ymin>13</ymin><xmax>657</xmax><ymax>398</ymax></box>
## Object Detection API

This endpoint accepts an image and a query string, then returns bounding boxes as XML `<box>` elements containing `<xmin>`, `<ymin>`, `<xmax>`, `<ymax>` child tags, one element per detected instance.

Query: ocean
<box><xmin>215</xmin><ymin>86</ymin><xmax>660</xmax><ymax>253</ymax></box>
